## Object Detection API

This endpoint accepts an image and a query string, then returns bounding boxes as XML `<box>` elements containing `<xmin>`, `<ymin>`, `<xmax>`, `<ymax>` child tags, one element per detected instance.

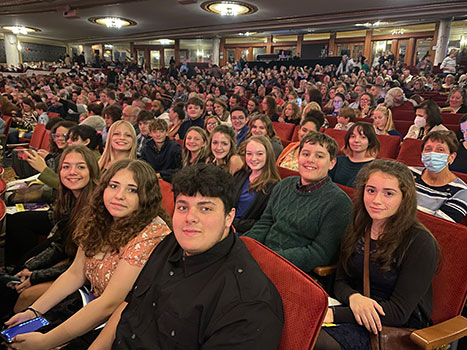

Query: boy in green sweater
<box><xmin>245</xmin><ymin>132</ymin><xmax>352</xmax><ymax>274</ymax></box>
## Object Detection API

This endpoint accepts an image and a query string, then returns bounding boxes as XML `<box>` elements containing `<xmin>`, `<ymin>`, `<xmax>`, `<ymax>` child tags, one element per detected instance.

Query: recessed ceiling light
<box><xmin>88</xmin><ymin>16</ymin><xmax>136</xmax><ymax>29</ymax></box>
<box><xmin>201</xmin><ymin>1</ymin><xmax>257</xmax><ymax>16</ymax></box>
<box><xmin>2</xmin><ymin>25</ymin><xmax>40</xmax><ymax>35</ymax></box>
<box><xmin>356</xmin><ymin>21</ymin><xmax>388</xmax><ymax>28</ymax></box>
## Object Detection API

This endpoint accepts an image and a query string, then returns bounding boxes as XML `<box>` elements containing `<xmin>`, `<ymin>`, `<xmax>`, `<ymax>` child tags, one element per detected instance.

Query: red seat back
<box><xmin>272</xmin><ymin>122</ymin><xmax>295</xmax><ymax>142</ymax></box>
<box><xmin>324</xmin><ymin>128</ymin><xmax>346</xmax><ymax>154</ymax></box>
<box><xmin>391</xmin><ymin>110</ymin><xmax>415</xmax><ymax>121</ymax></box>
<box><xmin>29</xmin><ymin>124</ymin><xmax>46</xmax><ymax>149</ymax></box>
<box><xmin>441</xmin><ymin>113</ymin><xmax>463</xmax><ymax>125</ymax></box>
<box><xmin>417</xmin><ymin>211</ymin><xmax>467</xmax><ymax>324</ymax></box>
<box><xmin>336</xmin><ymin>183</ymin><xmax>355</xmax><ymax>201</ymax></box>
<box><xmin>377</xmin><ymin>134</ymin><xmax>401</xmax><ymax>159</ymax></box>
<box><xmin>278</xmin><ymin>166</ymin><xmax>299</xmax><ymax>179</ymax></box>
<box><xmin>291</xmin><ymin>125</ymin><xmax>300</xmax><ymax>142</ymax></box>
<box><xmin>393</xmin><ymin>120</ymin><xmax>413</xmax><ymax>137</ymax></box>
<box><xmin>326</xmin><ymin>116</ymin><xmax>337</xmax><ymax>128</ymax></box>
<box><xmin>397</xmin><ymin>138</ymin><xmax>423</xmax><ymax>167</ymax></box>
<box><xmin>1</xmin><ymin>116</ymin><xmax>12</xmax><ymax>136</ymax></box>
<box><xmin>40</xmin><ymin>130</ymin><xmax>51</xmax><ymax>151</ymax></box>
<box><xmin>158</xmin><ymin>179</ymin><xmax>174</xmax><ymax>217</ymax></box>
<box><xmin>240</xmin><ymin>236</ymin><xmax>328</xmax><ymax>350</ymax></box>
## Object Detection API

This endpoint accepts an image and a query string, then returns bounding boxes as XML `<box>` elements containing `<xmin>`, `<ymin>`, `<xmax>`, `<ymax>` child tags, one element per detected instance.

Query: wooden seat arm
<box><xmin>313</xmin><ymin>265</ymin><xmax>337</xmax><ymax>277</ymax></box>
<box><xmin>410</xmin><ymin>315</ymin><xmax>467</xmax><ymax>350</ymax></box>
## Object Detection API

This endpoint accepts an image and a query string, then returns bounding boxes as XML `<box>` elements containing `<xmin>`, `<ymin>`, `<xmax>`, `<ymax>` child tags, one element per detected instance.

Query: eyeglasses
<box><xmin>52</xmin><ymin>133</ymin><xmax>68</xmax><ymax>139</ymax></box>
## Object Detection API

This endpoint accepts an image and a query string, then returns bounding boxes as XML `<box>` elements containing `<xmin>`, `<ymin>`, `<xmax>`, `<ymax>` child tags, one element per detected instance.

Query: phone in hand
<box><xmin>0</xmin><ymin>317</ymin><xmax>49</xmax><ymax>343</ymax></box>
<box><xmin>296</xmin><ymin>98</ymin><xmax>302</xmax><ymax>107</ymax></box>
<box><xmin>0</xmin><ymin>274</ymin><xmax>21</xmax><ymax>286</ymax></box>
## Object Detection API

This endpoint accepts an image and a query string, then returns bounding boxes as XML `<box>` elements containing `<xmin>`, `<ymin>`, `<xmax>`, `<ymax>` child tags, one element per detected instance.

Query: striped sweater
<box><xmin>410</xmin><ymin>167</ymin><xmax>467</xmax><ymax>223</ymax></box>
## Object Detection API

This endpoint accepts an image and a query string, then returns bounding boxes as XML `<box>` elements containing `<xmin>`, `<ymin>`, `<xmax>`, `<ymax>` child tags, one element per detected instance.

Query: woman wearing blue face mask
<box><xmin>409</xmin><ymin>130</ymin><xmax>467</xmax><ymax>223</ymax></box>
<box><xmin>404</xmin><ymin>100</ymin><xmax>448</xmax><ymax>140</ymax></box>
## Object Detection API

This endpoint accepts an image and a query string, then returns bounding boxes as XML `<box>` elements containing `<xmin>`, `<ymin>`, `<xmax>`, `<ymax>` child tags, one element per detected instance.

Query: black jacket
<box><xmin>233</xmin><ymin>169</ymin><xmax>277</xmax><ymax>234</ymax></box>
<box><xmin>113</xmin><ymin>232</ymin><xmax>283</xmax><ymax>350</ymax></box>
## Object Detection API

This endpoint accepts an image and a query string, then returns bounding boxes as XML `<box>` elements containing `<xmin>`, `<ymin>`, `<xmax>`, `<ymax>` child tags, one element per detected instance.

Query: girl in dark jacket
<box><xmin>233</xmin><ymin>136</ymin><xmax>281</xmax><ymax>233</ymax></box>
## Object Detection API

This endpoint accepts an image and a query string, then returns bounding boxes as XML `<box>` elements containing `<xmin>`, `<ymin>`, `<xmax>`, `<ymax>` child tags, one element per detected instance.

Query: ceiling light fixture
<box><xmin>356</xmin><ymin>21</ymin><xmax>387</xmax><ymax>28</ymax></box>
<box><xmin>391</xmin><ymin>28</ymin><xmax>405</xmax><ymax>35</ymax></box>
<box><xmin>2</xmin><ymin>25</ymin><xmax>40</xmax><ymax>35</ymax></box>
<box><xmin>201</xmin><ymin>1</ymin><xmax>257</xmax><ymax>16</ymax></box>
<box><xmin>88</xmin><ymin>16</ymin><xmax>136</xmax><ymax>29</ymax></box>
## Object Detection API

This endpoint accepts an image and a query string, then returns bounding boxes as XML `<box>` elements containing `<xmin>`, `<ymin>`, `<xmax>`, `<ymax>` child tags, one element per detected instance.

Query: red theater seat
<box><xmin>324</xmin><ymin>128</ymin><xmax>346</xmax><ymax>154</ymax></box>
<box><xmin>272</xmin><ymin>122</ymin><xmax>295</xmax><ymax>142</ymax></box>
<box><xmin>158</xmin><ymin>179</ymin><xmax>174</xmax><ymax>217</ymax></box>
<box><xmin>409</xmin><ymin>212</ymin><xmax>467</xmax><ymax>349</ymax></box>
<box><xmin>240</xmin><ymin>236</ymin><xmax>328</xmax><ymax>350</ymax></box>
<box><xmin>277</xmin><ymin>166</ymin><xmax>299</xmax><ymax>179</ymax></box>
<box><xmin>377</xmin><ymin>134</ymin><xmax>401</xmax><ymax>159</ymax></box>
<box><xmin>397</xmin><ymin>138</ymin><xmax>423</xmax><ymax>167</ymax></box>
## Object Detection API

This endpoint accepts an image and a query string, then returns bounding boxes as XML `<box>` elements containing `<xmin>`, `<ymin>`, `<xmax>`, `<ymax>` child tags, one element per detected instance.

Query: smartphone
<box><xmin>0</xmin><ymin>274</ymin><xmax>20</xmax><ymax>286</ymax></box>
<box><xmin>6</xmin><ymin>280</ymin><xmax>21</xmax><ymax>288</ymax></box>
<box><xmin>29</xmin><ymin>146</ymin><xmax>38</xmax><ymax>151</ymax></box>
<box><xmin>0</xmin><ymin>317</ymin><xmax>49</xmax><ymax>343</ymax></box>
<box><xmin>296</xmin><ymin>98</ymin><xmax>302</xmax><ymax>107</ymax></box>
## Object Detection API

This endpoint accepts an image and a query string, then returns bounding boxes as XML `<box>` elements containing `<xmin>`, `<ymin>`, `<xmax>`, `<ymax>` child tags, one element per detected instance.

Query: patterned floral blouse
<box><xmin>84</xmin><ymin>216</ymin><xmax>170</xmax><ymax>297</ymax></box>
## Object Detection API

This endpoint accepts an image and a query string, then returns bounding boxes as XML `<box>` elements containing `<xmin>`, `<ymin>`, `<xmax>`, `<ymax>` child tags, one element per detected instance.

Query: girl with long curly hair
<box><xmin>6</xmin><ymin>159</ymin><xmax>171</xmax><ymax>349</ymax></box>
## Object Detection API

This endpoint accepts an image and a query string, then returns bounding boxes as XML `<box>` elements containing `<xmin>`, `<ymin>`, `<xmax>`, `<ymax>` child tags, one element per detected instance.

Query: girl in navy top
<box><xmin>233</xmin><ymin>136</ymin><xmax>281</xmax><ymax>233</ymax></box>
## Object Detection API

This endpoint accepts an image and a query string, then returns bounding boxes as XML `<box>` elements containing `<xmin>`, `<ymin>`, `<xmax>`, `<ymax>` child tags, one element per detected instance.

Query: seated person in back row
<box><xmin>141</xmin><ymin>119</ymin><xmax>181</xmax><ymax>182</ymax></box>
<box><xmin>89</xmin><ymin>163</ymin><xmax>284</xmax><ymax>350</ymax></box>
<box><xmin>410</xmin><ymin>130</ymin><xmax>467</xmax><ymax>223</ymax></box>
<box><xmin>246</xmin><ymin>132</ymin><xmax>352</xmax><ymax>274</ymax></box>
<box><xmin>334</xmin><ymin>107</ymin><xmax>355</xmax><ymax>131</ymax></box>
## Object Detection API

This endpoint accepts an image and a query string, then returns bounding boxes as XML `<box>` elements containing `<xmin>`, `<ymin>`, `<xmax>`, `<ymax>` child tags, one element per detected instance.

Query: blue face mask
<box><xmin>422</xmin><ymin>152</ymin><xmax>449</xmax><ymax>173</ymax></box>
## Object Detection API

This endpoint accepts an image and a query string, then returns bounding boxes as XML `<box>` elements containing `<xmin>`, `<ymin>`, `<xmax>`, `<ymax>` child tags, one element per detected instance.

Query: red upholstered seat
<box><xmin>391</xmin><ymin>110</ymin><xmax>415</xmax><ymax>121</ymax></box>
<box><xmin>158</xmin><ymin>179</ymin><xmax>174</xmax><ymax>216</ymax></box>
<box><xmin>0</xmin><ymin>199</ymin><xmax>6</xmax><ymax>222</ymax></box>
<box><xmin>326</xmin><ymin>116</ymin><xmax>337</xmax><ymax>128</ymax></box>
<box><xmin>291</xmin><ymin>125</ymin><xmax>300</xmax><ymax>142</ymax></box>
<box><xmin>324</xmin><ymin>128</ymin><xmax>346</xmax><ymax>154</ymax></box>
<box><xmin>40</xmin><ymin>130</ymin><xmax>51</xmax><ymax>151</ymax></box>
<box><xmin>277</xmin><ymin>166</ymin><xmax>299</xmax><ymax>179</ymax></box>
<box><xmin>416</xmin><ymin>211</ymin><xmax>467</xmax><ymax>324</ymax></box>
<box><xmin>441</xmin><ymin>113</ymin><xmax>463</xmax><ymax>125</ymax></box>
<box><xmin>29</xmin><ymin>124</ymin><xmax>46</xmax><ymax>149</ymax></box>
<box><xmin>393</xmin><ymin>120</ymin><xmax>413</xmax><ymax>138</ymax></box>
<box><xmin>336</xmin><ymin>183</ymin><xmax>355</xmax><ymax>201</ymax></box>
<box><xmin>377</xmin><ymin>134</ymin><xmax>401</xmax><ymax>159</ymax></box>
<box><xmin>272</xmin><ymin>122</ymin><xmax>296</xmax><ymax>142</ymax></box>
<box><xmin>240</xmin><ymin>236</ymin><xmax>328</xmax><ymax>350</ymax></box>
<box><xmin>397</xmin><ymin>138</ymin><xmax>423</xmax><ymax>167</ymax></box>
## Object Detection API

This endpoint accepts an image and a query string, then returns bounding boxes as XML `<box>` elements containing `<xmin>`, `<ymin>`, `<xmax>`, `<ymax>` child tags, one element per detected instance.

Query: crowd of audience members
<box><xmin>0</xmin><ymin>50</ymin><xmax>466</xmax><ymax>349</ymax></box>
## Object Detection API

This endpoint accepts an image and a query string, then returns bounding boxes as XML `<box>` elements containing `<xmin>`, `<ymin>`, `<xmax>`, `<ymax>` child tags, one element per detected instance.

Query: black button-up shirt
<box><xmin>112</xmin><ymin>231</ymin><xmax>284</xmax><ymax>350</ymax></box>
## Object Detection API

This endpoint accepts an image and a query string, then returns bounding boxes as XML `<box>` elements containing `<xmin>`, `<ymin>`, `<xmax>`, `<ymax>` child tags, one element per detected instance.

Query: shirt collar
<box><xmin>168</xmin><ymin>229</ymin><xmax>236</xmax><ymax>276</ymax></box>
<box><xmin>296</xmin><ymin>176</ymin><xmax>329</xmax><ymax>193</ymax></box>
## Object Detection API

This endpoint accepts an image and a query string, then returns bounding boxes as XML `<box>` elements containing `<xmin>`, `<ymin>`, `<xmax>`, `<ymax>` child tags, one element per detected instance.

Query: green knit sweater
<box><xmin>245</xmin><ymin>176</ymin><xmax>352</xmax><ymax>274</ymax></box>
